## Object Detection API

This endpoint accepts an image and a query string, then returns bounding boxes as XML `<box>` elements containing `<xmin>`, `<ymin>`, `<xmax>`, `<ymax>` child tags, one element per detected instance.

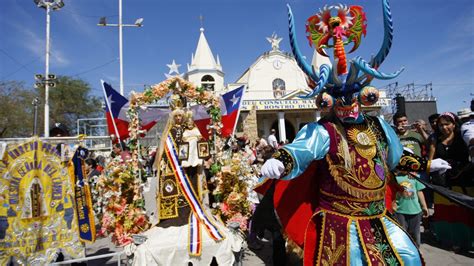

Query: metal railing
<box><xmin>50</xmin><ymin>251</ymin><xmax>124</xmax><ymax>265</ymax></box>
<box><xmin>0</xmin><ymin>135</ymin><xmax>158</xmax><ymax>152</ymax></box>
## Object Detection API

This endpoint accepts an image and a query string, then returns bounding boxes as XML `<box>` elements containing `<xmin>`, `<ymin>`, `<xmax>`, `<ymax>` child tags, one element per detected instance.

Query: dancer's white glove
<box><xmin>261</xmin><ymin>158</ymin><xmax>285</xmax><ymax>179</ymax></box>
<box><xmin>429</xmin><ymin>158</ymin><xmax>451</xmax><ymax>174</ymax></box>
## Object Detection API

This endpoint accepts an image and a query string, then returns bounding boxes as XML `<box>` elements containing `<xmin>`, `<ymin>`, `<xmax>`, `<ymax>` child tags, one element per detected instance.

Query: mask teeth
<box><xmin>336</xmin><ymin>104</ymin><xmax>359</xmax><ymax>118</ymax></box>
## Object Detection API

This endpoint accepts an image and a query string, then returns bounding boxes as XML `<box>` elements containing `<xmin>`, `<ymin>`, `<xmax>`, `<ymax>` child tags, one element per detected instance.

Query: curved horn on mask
<box><xmin>288</xmin><ymin>4</ymin><xmax>330</xmax><ymax>98</ymax></box>
<box><xmin>354</xmin><ymin>56</ymin><xmax>404</xmax><ymax>80</ymax></box>
<box><xmin>288</xmin><ymin>4</ymin><xmax>318</xmax><ymax>82</ymax></box>
<box><xmin>299</xmin><ymin>64</ymin><xmax>331</xmax><ymax>98</ymax></box>
<box><xmin>331</xmin><ymin>59</ymin><xmax>343</xmax><ymax>87</ymax></box>
<box><xmin>371</xmin><ymin>0</ymin><xmax>394</xmax><ymax>69</ymax></box>
<box><xmin>345</xmin><ymin>61</ymin><xmax>359</xmax><ymax>85</ymax></box>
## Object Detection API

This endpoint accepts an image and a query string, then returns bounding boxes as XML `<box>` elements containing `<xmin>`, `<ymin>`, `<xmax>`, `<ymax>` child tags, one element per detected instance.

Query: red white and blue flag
<box><xmin>192</xmin><ymin>85</ymin><xmax>245</xmax><ymax>139</ymax></box>
<box><xmin>101</xmin><ymin>80</ymin><xmax>170</xmax><ymax>140</ymax></box>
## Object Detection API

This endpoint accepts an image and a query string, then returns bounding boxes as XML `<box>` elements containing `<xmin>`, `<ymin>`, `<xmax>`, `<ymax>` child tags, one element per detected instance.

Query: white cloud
<box><xmin>10</xmin><ymin>23</ymin><xmax>70</xmax><ymax>67</ymax></box>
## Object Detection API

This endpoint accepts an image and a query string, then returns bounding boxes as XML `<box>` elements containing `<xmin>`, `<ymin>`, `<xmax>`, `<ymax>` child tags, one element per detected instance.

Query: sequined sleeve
<box><xmin>377</xmin><ymin>117</ymin><xmax>403</xmax><ymax>170</ymax></box>
<box><xmin>396</xmin><ymin>149</ymin><xmax>429</xmax><ymax>172</ymax></box>
<box><xmin>276</xmin><ymin>122</ymin><xmax>330</xmax><ymax>180</ymax></box>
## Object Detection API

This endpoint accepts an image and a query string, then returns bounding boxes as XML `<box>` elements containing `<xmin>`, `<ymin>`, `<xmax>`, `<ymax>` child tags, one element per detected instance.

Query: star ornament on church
<box><xmin>230</xmin><ymin>93</ymin><xmax>240</xmax><ymax>106</ymax></box>
<box><xmin>167</xmin><ymin>59</ymin><xmax>181</xmax><ymax>75</ymax></box>
<box><xmin>266</xmin><ymin>32</ymin><xmax>282</xmax><ymax>51</ymax></box>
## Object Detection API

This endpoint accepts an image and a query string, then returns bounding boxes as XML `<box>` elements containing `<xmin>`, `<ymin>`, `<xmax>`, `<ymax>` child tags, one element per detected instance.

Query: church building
<box><xmin>169</xmin><ymin>28</ymin><xmax>388</xmax><ymax>142</ymax></box>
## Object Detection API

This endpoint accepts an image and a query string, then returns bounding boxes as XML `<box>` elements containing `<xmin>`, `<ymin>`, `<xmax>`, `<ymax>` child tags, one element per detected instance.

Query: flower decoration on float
<box><xmin>96</xmin><ymin>77</ymin><xmax>223</xmax><ymax>245</ymax></box>
<box><xmin>128</xmin><ymin>76</ymin><xmax>222</xmax><ymax>172</ymax></box>
<box><xmin>93</xmin><ymin>156</ymin><xmax>150</xmax><ymax>246</ymax></box>
<box><xmin>211</xmin><ymin>150</ymin><xmax>254</xmax><ymax>231</ymax></box>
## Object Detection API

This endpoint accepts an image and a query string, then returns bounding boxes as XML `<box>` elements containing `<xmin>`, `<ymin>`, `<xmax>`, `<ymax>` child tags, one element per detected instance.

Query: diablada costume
<box><xmin>271</xmin><ymin>115</ymin><xmax>424</xmax><ymax>265</ymax></box>
<box><xmin>260</xmin><ymin>0</ymin><xmax>431</xmax><ymax>264</ymax></box>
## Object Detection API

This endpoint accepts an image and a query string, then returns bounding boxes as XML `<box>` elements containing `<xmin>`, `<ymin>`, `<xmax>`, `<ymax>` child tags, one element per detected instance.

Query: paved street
<box><xmin>84</xmin><ymin>228</ymin><xmax>473</xmax><ymax>265</ymax></box>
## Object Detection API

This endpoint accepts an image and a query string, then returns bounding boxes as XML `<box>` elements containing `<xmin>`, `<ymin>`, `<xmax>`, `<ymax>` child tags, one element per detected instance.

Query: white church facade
<box><xmin>169</xmin><ymin>28</ymin><xmax>389</xmax><ymax>142</ymax></box>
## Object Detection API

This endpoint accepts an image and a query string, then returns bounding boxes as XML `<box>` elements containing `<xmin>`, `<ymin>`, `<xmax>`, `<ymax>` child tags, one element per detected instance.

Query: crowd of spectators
<box><xmin>391</xmin><ymin>107</ymin><xmax>474</xmax><ymax>252</ymax></box>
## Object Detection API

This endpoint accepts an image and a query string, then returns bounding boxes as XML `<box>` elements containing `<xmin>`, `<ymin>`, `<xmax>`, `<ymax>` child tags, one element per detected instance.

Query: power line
<box><xmin>0</xmin><ymin>55</ymin><xmax>43</xmax><ymax>80</ymax></box>
<box><xmin>430</xmin><ymin>83</ymin><xmax>474</xmax><ymax>87</ymax></box>
<box><xmin>0</xmin><ymin>48</ymin><xmax>43</xmax><ymax>79</ymax></box>
<box><xmin>61</xmin><ymin>8</ymin><xmax>118</xmax><ymax>19</ymax></box>
<box><xmin>71</xmin><ymin>58</ymin><xmax>119</xmax><ymax>77</ymax></box>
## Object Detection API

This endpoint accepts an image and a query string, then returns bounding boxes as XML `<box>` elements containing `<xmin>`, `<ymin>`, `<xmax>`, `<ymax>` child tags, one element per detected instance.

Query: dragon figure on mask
<box><xmin>288</xmin><ymin>0</ymin><xmax>404</xmax><ymax>123</ymax></box>
<box><xmin>258</xmin><ymin>0</ymin><xmax>452</xmax><ymax>265</ymax></box>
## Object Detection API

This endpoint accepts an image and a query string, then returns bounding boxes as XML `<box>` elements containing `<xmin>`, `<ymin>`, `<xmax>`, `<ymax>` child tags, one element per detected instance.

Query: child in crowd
<box><xmin>394</xmin><ymin>173</ymin><xmax>429</xmax><ymax>247</ymax></box>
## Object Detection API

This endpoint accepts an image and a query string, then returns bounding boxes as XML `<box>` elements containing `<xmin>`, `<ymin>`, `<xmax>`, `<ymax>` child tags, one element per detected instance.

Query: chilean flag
<box><xmin>101</xmin><ymin>80</ymin><xmax>170</xmax><ymax>140</ymax></box>
<box><xmin>192</xmin><ymin>85</ymin><xmax>245</xmax><ymax>140</ymax></box>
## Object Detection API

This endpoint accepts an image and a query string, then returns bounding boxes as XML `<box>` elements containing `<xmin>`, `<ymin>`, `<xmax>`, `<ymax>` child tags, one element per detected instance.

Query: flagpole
<box><xmin>101</xmin><ymin>80</ymin><xmax>123</xmax><ymax>146</ymax></box>
<box><xmin>231</xmin><ymin>85</ymin><xmax>245</xmax><ymax>137</ymax></box>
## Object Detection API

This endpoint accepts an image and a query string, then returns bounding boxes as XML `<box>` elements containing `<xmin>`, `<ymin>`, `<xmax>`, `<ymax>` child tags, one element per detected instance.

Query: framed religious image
<box><xmin>197</xmin><ymin>141</ymin><xmax>210</xmax><ymax>159</ymax></box>
<box><xmin>178</xmin><ymin>143</ymin><xmax>189</xmax><ymax>160</ymax></box>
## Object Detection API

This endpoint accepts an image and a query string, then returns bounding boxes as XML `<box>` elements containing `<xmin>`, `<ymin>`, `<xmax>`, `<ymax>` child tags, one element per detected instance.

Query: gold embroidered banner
<box><xmin>0</xmin><ymin>138</ymin><xmax>84</xmax><ymax>265</ymax></box>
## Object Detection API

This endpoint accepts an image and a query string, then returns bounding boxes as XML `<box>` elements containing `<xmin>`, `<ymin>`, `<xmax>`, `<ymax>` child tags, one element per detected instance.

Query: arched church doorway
<box><xmin>271</xmin><ymin>119</ymin><xmax>296</xmax><ymax>143</ymax></box>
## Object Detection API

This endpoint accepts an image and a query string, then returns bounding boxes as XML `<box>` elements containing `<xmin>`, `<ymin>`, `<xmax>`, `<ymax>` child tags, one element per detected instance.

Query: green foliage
<box><xmin>0</xmin><ymin>81</ymin><xmax>37</xmax><ymax>137</ymax></box>
<box><xmin>0</xmin><ymin>76</ymin><xmax>102</xmax><ymax>137</ymax></box>
<box><xmin>209</xmin><ymin>106</ymin><xmax>221</xmax><ymax>122</ymax></box>
<box><xmin>210</xmin><ymin>162</ymin><xmax>222</xmax><ymax>175</ymax></box>
<box><xmin>46</xmin><ymin>76</ymin><xmax>102</xmax><ymax>135</ymax></box>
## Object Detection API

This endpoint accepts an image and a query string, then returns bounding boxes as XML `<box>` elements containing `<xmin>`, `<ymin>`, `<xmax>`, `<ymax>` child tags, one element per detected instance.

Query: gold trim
<box><xmin>426</xmin><ymin>160</ymin><xmax>432</xmax><ymax>175</ymax></box>
<box><xmin>160</xmin><ymin>177</ymin><xmax>179</xmax><ymax>199</ymax></box>
<box><xmin>346</xmin><ymin>219</ymin><xmax>352</xmax><ymax>266</ymax></box>
<box><xmin>326</xmin><ymin>120</ymin><xmax>388</xmax><ymax>199</ymax></box>
<box><xmin>320</xmin><ymin>189</ymin><xmax>385</xmax><ymax>202</ymax></box>
<box><xmin>355</xmin><ymin>221</ymin><xmax>373</xmax><ymax>266</ymax></box>
<box><xmin>327</xmin><ymin>157</ymin><xmax>386</xmax><ymax>199</ymax></box>
<box><xmin>273</xmin><ymin>148</ymin><xmax>295</xmax><ymax>176</ymax></box>
<box><xmin>321</xmin><ymin>228</ymin><xmax>345</xmax><ymax>266</ymax></box>
<box><xmin>381</xmin><ymin>216</ymin><xmax>405</xmax><ymax>266</ymax></box>
<box><xmin>159</xmin><ymin>197</ymin><xmax>178</xmax><ymax>219</ymax></box>
<box><xmin>319</xmin><ymin>208</ymin><xmax>387</xmax><ymax>221</ymax></box>
<box><xmin>316</xmin><ymin>211</ymin><xmax>326</xmax><ymax>265</ymax></box>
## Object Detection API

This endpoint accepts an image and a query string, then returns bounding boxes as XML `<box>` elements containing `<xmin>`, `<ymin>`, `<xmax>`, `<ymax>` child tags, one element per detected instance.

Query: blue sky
<box><xmin>1</xmin><ymin>0</ymin><xmax>473</xmax><ymax>116</ymax></box>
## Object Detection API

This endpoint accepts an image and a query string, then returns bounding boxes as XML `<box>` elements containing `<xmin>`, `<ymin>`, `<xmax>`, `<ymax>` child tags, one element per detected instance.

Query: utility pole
<box><xmin>33</xmin><ymin>0</ymin><xmax>64</xmax><ymax>137</ymax></box>
<box><xmin>32</xmin><ymin>97</ymin><xmax>40</xmax><ymax>136</ymax></box>
<box><xmin>98</xmin><ymin>0</ymin><xmax>143</xmax><ymax>95</ymax></box>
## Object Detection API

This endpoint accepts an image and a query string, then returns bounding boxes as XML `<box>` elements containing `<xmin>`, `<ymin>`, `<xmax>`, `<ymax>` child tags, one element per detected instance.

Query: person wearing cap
<box><xmin>457</xmin><ymin>108</ymin><xmax>472</xmax><ymax>125</ymax></box>
<box><xmin>50</xmin><ymin>122</ymin><xmax>70</xmax><ymax>137</ymax></box>
<box><xmin>460</xmin><ymin>107</ymin><xmax>474</xmax><ymax>161</ymax></box>
<box><xmin>50</xmin><ymin>123</ymin><xmax>71</xmax><ymax>163</ymax></box>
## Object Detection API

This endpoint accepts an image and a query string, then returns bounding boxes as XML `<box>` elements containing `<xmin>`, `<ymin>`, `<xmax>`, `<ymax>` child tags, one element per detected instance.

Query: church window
<box><xmin>272</xmin><ymin>78</ymin><xmax>286</xmax><ymax>98</ymax></box>
<box><xmin>201</xmin><ymin>75</ymin><xmax>215</xmax><ymax>91</ymax></box>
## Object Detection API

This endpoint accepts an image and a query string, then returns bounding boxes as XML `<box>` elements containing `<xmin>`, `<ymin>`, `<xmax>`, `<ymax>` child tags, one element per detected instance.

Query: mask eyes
<box><xmin>316</xmin><ymin>92</ymin><xmax>334</xmax><ymax>111</ymax></box>
<box><xmin>359</xmin><ymin>86</ymin><xmax>379</xmax><ymax>106</ymax></box>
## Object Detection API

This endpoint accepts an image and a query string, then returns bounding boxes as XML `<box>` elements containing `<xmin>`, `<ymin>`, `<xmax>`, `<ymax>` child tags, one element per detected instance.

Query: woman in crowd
<box><xmin>428</xmin><ymin>112</ymin><xmax>473</xmax><ymax>251</ymax></box>
<box><xmin>85</xmin><ymin>158</ymin><xmax>100</xmax><ymax>180</ymax></box>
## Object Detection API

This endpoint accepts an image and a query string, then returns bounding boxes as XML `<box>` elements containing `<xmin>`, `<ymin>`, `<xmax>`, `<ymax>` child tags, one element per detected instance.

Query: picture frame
<box><xmin>177</xmin><ymin>143</ymin><xmax>189</xmax><ymax>160</ymax></box>
<box><xmin>197</xmin><ymin>141</ymin><xmax>210</xmax><ymax>159</ymax></box>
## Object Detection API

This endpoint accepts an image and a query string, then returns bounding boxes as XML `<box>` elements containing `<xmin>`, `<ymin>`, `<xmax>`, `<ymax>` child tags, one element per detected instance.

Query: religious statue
<box><xmin>155</xmin><ymin>99</ymin><xmax>213</xmax><ymax>230</ymax></box>
<box><xmin>181</xmin><ymin>111</ymin><xmax>204</xmax><ymax>168</ymax></box>
<box><xmin>22</xmin><ymin>177</ymin><xmax>48</xmax><ymax>219</ymax></box>
<box><xmin>156</xmin><ymin>106</ymin><xmax>191</xmax><ymax>226</ymax></box>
